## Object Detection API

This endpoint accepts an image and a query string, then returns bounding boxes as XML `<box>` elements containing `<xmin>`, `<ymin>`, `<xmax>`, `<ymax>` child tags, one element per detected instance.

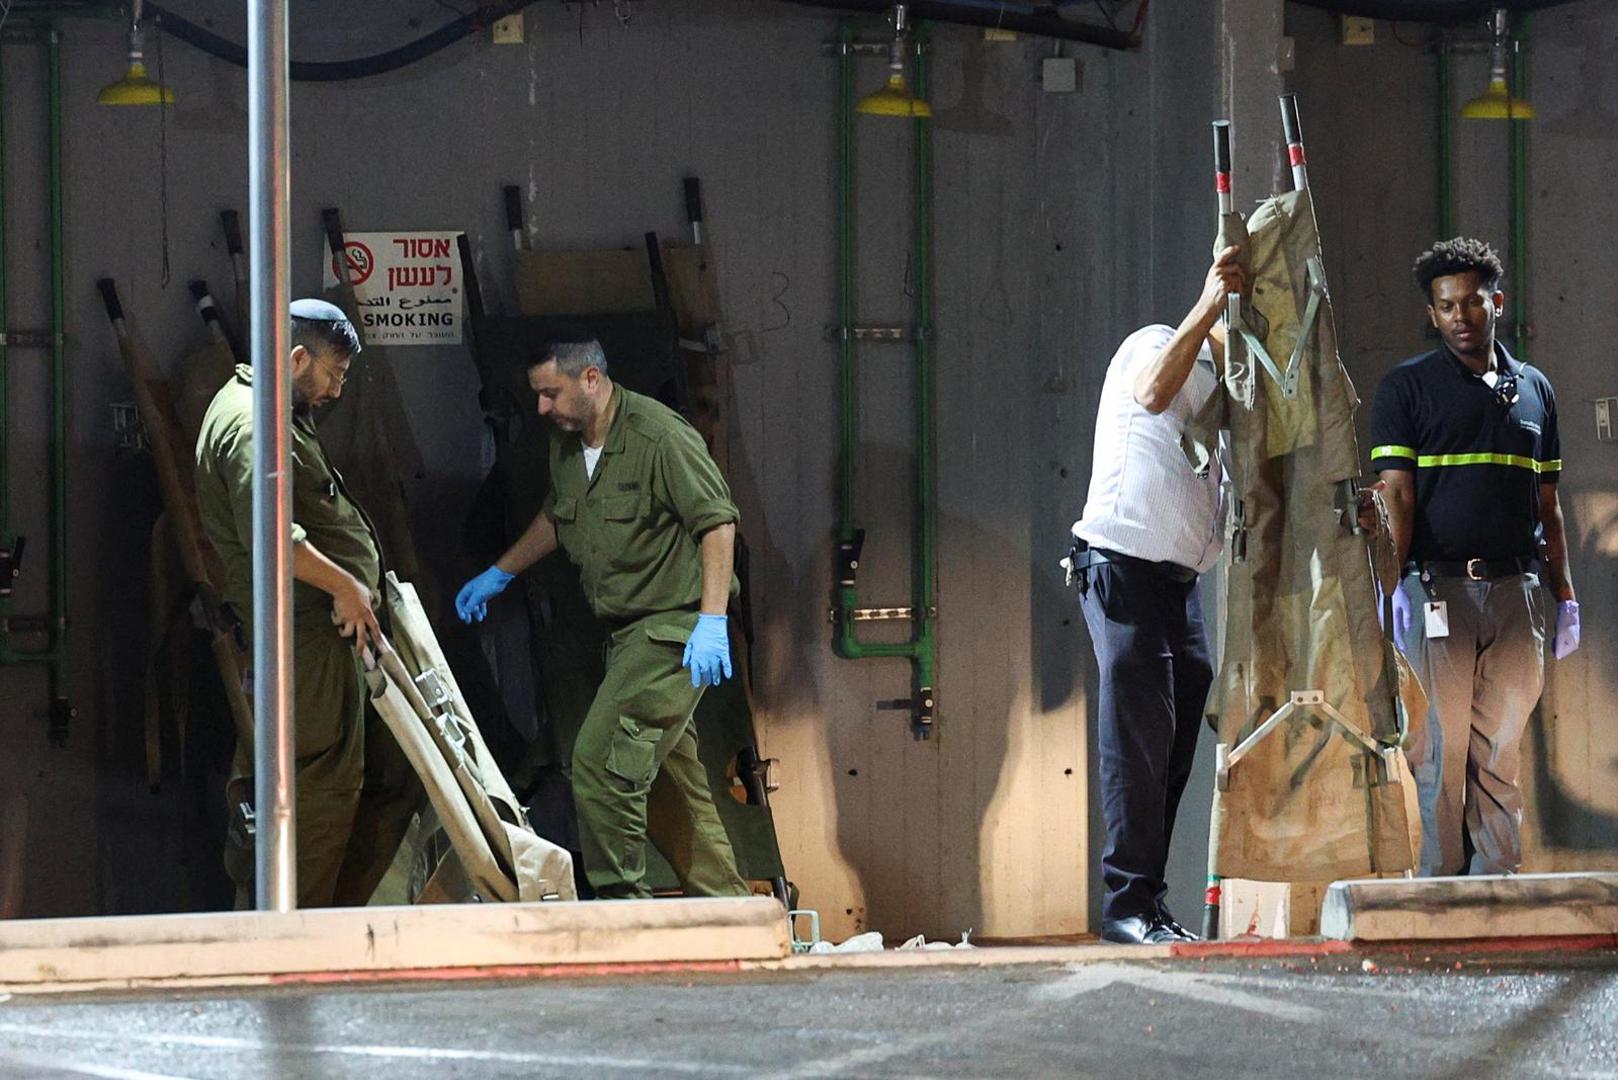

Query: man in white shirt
<box><xmin>1070</xmin><ymin>246</ymin><xmax>1242</xmax><ymax>944</ymax></box>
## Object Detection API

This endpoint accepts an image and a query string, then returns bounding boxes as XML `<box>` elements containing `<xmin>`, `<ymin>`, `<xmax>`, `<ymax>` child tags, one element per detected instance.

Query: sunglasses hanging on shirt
<box><xmin>1491</xmin><ymin>371</ymin><xmax>1520</xmax><ymax>409</ymax></box>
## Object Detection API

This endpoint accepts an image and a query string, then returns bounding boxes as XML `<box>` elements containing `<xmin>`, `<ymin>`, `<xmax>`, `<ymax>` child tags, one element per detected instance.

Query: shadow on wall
<box><xmin>1531</xmin><ymin>496</ymin><xmax>1618</xmax><ymax>857</ymax></box>
<box><xmin>820</xmin><ymin>500</ymin><xmax>1019</xmax><ymax>940</ymax></box>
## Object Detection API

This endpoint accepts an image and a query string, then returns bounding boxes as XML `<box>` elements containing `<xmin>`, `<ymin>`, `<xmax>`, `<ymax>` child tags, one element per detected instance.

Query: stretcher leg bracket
<box><xmin>1217</xmin><ymin>688</ymin><xmax>1401</xmax><ymax>792</ymax></box>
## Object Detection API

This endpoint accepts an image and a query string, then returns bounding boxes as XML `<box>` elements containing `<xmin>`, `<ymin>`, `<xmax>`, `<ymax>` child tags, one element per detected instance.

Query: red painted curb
<box><xmin>1171</xmin><ymin>934</ymin><xmax>1618</xmax><ymax>960</ymax></box>
<box><xmin>1170</xmin><ymin>939</ymin><xmax>1355</xmax><ymax>959</ymax></box>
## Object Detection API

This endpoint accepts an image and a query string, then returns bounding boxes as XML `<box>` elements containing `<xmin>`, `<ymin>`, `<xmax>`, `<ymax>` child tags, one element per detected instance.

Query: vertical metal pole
<box><xmin>836</xmin><ymin>19</ymin><xmax>856</xmax><ymax>542</ymax></box>
<box><xmin>248</xmin><ymin>0</ymin><xmax>295</xmax><ymax>912</ymax></box>
<box><xmin>0</xmin><ymin>41</ymin><xmax>10</xmax><ymax>633</ymax></box>
<box><xmin>46</xmin><ymin>23</ymin><xmax>66</xmax><ymax>704</ymax></box>
<box><xmin>910</xmin><ymin>26</ymin><xmax>936</xmax><ymax>739</ymax></box>
<box><xmin>1509</xmin><ymin>15</ymin><xmax>1530</xmax><ymax>362</ymax></box>
<box><xmin>1436</xmin><ymin>36</ymin><xmax>1453</xmax><ymax>239</ymax></box>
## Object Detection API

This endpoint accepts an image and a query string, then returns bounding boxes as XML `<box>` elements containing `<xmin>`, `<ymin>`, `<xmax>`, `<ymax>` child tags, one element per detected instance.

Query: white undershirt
<box><xmin>584</xmin><ymin>444</ymin><xmax>604</xmax><ymax>479</ymax></box>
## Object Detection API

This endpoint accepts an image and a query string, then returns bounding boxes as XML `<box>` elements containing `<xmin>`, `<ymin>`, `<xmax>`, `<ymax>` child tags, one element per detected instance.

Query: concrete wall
<box><xmin>1288</xmin><ymin>1</ymin><xmax>1618</xmax><ymax>876</ymax></box>
<box><xmin>0</xmin><ymin>0</ymin><xmax>1226</xmax><ymax>936</ymax></box>
<box><xmin>38</xmin><ymin>0</ymin><xmax>1600</xmax><ymax>940</ymax></box>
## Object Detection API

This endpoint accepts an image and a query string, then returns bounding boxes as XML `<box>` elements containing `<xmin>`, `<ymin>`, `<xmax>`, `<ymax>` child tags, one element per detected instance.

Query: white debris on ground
<box><xmin>808</xmin><ymin>929</ymin><xmax>976</xmax><ymax>954</ymax></box>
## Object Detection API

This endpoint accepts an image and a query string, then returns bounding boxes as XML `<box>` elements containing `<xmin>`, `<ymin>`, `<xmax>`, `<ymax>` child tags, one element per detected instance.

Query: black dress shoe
<box><xmin>1155</xmin><ymin>906</ymin><xmax>1201</xmax><ymax>942</ymax></box>
<box><xmin>1100</xmin><ymin>914</ymin><xmax>1181</xmax><ymax>945</ymax></box>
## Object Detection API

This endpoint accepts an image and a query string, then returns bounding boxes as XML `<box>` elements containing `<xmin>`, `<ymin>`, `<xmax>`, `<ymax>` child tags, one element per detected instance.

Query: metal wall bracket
<box><xmin>47</xmin><ymin>695</ymin><xmax>74</xmax><ymax>747</ymax></box>
<box><xmin>852</xmin><ymin>606</ymin><xmax>913</xmax><ymax>622</ymax></box>
<box><xmin>0</xmin><ymin>330</ymin><xmax>60</xmax><ymax>347</ymax></box>
<box><xmin>827</xmin><ymin>324</ymin><xmax>911</xmax><ymax>343</ymax></box>
<box><xmin>110</xmin><ymin>401</ymin><xmax>148</xmax><ymax>451</ymax></box>
<box><xmin>823</xmin><ymin>39</ymin><xmax>931</xmax><ymax>56</ymax></box>
<box><xmin>789</xmin><ymin>908</ymin><xmax>822</xmax><ymax>953</ymax></box>
<box><xmin>0</xmin><ymin>536</ymin><xmax>24</xmax><ymax>598</ymax></box>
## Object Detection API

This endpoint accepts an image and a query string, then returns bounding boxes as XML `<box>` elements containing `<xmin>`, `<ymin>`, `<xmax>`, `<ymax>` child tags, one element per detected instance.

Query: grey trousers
<box><xmin>1399</xmin><ymin>571</ymin><xmax>1547</xmax><ymax>876</ymax></box>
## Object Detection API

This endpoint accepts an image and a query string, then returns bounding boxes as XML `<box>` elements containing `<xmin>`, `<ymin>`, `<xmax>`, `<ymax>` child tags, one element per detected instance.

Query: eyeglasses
<box><xmin>316</xmin><ymin>358</ymin><xmax>350</xmax><ymax>387</ymax></box>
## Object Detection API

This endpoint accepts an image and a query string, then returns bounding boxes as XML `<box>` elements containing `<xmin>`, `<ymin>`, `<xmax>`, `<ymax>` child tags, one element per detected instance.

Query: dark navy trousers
<box><xmin>1078</xmin><ymin>555</ymin><xmax>1212</xmax><ymax>923</ymax></box>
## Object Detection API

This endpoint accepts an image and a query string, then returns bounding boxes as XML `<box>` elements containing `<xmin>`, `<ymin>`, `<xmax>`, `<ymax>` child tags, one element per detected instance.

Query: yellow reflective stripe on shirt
<box><xmin>1371</xmin><ymin>444</ymin><xmax>1417</xmax><ymax>460</ymax></box>
<box><xmin>1414</xmin><ymin>452</ymin><xmax>1559</xmax><ymax>473</ymax></box>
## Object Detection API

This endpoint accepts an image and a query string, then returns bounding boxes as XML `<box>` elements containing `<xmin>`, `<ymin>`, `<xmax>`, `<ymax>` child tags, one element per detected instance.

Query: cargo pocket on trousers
<box><xmin>604</xmin><ymin>715</ymin><xmax>659</xmax><ymax>788</ymax></box>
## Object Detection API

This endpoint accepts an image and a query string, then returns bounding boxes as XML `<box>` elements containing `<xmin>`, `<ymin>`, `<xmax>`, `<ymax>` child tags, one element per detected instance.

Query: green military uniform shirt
<box><xmin>543</xmin><ymin>384</ymin><xmax>738</xmax><ymax>625</ymax></box>
<box><xmin>195</xmin><ymin>364</ymin><xmax>383</xmax><ymax>623</ymax></box>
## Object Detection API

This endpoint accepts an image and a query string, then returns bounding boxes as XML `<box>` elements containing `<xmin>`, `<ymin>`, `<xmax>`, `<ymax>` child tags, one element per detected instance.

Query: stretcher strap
<box><xmin>1236</xmin><ymin>256</ymin><xmax>1327</xmax><ymax>400</ymax></box>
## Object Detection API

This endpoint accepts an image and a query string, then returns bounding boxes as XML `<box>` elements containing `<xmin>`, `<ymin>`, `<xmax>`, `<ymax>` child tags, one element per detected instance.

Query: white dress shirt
<box><xmin>1072</xmin><ymin>324</ymin><xmax>1224</xmax><ymax>574</ymax></box>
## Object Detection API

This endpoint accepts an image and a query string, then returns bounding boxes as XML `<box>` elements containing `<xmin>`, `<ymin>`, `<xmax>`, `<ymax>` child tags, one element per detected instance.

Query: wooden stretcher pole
<box><xmin>503</xmin><ymin>184</ymin><xmax>525</xmax><ymax>254</ymax></box>
<box><xmin>220</xmin><ymin>210</ymin><xmax>250</xmax><ymax>360</ymax></box>
<box><xmin>97</xmin><ymin>280</ymin><xmax>254</xmax><ymax>758</ymax></box>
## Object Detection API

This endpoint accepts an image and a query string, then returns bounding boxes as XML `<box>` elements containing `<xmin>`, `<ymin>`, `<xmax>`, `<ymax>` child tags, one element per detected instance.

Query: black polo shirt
<box><xmin>1369</xmin><ymin>342</ymin><xmax>1560</xmax><ymax>563</ymax></box>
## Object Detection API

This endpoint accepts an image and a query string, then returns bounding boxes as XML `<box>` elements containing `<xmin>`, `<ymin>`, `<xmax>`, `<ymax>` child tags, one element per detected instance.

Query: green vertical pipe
<box><xmin>47</xmin><ymin>21</ymin><xmax>65</xmax><ymax>693</ymax></box>
<box><xmin>831</xmin><ymin>17</ymin><xmax>925</xmax><ymax>669</ymax></box>
<box><xmin>1436</xmin><ymin>38</ymin><xmax>1453</xmax><ymax>239</ymax></box>
<box><xmin>1509</xmin><ymin>16</ymin><xmax>1530</xmax><ymax>362</ymax></box>
<box><xmin>911</xmin><ymin>27</ymin><xmax>935</xmax><ymax>694</ymax></box>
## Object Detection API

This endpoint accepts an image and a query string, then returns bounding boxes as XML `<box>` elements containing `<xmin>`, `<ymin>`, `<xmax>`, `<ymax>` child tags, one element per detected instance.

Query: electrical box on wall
<box><xmin>1043</xmin><ymin>57</ymin><xmax>1078</xmax><ymax>93</ymax></box>
<box><xmin>492</xmin><ymin>14</ymin><xmax>524</xmax><ymax>45</ymax></box>
<box><xmin>1340</xmin><ymin>16</ymin><xmax>1375</xmax><ymax>45</ymax></box>
<box><xmin>1596</xmin><ymin>397</ymin><xmax>1617</xmax><ymax>442</ymax></box>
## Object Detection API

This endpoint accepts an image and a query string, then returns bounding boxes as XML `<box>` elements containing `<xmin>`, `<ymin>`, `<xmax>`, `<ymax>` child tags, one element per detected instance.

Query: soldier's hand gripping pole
<box><xmin>1280</xmin><ymin>93</ymin><xmax>1308</xmax><ymax>193</ymax></box>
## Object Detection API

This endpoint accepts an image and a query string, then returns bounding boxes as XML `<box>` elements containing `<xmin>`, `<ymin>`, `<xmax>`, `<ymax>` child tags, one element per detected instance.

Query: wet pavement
<box><xmin>1</xmin><ymin>946</ymin><xmax>1615</xmax><ymax>1079</ymax></box>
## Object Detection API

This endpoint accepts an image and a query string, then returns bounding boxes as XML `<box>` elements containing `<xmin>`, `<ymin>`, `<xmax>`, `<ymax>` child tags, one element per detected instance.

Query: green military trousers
<box><xmin>571</xmin><ymin>613</ymin><xmax>749</xmax><ymax>900</ymax></box>
<box><xmin>231</xmin><ymin>620</ymin><xmax>420</xmax><ymax>909</ymax></box>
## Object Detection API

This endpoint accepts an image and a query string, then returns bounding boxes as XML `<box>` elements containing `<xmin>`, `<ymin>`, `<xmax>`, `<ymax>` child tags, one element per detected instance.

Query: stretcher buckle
<box><xmin>414</xmin><ymin>668</ymin><xmax>453</xmax><ymax>709</ymax></box>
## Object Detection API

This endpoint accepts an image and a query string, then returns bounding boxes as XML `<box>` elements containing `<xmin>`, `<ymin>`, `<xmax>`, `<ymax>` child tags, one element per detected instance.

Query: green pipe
<box><xmin>0</xmin><ymin>22</ymin><xmax>69</xmax><ymax>701</ymax></box>
<box><xmin>833</xmin><ymin>19</ymin><xmax>907</xmax><ymax>662</ymax></box>
<box><xmin>1436</xmin><ymin>37</ymin><xmax>1453</xmax><ymax>239</ymax></box>
<box><xmin>911</xmin><ymin>28</ymin><xmax>936</xmax><ymax>696</ymax></box>
<box><xmin>1509</xmin><ymin>16</ymin><xmax>1530</xmax><ymax>362</ymax></box>
<box><xmin>830</xmin><ymin>17</ymin><xmax>938</xmax><ymax>728</ymax></box>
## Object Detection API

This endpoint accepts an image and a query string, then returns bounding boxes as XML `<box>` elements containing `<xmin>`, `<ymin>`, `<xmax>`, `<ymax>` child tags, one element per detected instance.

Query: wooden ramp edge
<box><xmin>0</xmin><ymin>897</ymin><xmax>789</xmax><ymax>995</ymax></box>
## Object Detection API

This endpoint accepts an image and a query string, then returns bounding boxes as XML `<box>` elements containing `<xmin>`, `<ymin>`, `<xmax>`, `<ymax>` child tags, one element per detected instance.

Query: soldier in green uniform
<box><xmin>455</xmin><ymin>335</ymin><xmax>749</xmax><ymax>900</ymax></box>
<box><xmin>195</xmin><ymin>299</ymin><xmax>417</xmax><ymax>908</ymax></box>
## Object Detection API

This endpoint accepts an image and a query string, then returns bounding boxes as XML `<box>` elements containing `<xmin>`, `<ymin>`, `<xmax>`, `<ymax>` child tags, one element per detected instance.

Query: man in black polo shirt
<box><xmin>1370</xmin><ymin>237</ymin><xmax>1580</xmax><ymax>877</ymax></box>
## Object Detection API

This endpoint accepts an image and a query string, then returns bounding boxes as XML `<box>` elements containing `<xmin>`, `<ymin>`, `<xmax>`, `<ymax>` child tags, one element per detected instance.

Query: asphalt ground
<box><xmin>1</xmin><ymin>944</ymin><xmax>1614</xmax><ymax>1079</ymax></box>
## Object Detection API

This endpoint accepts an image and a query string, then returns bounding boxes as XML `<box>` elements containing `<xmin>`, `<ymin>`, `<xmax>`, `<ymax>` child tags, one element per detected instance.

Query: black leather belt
<box><xmin>1411</xmin><ymin>557</ymin><xmax>1537</xmax><ymax>582</ymax></box>
<box><xmin>1084</xmin><ymin>546</ymin><xmax>1198</xmax><ymax>585</ymax></box>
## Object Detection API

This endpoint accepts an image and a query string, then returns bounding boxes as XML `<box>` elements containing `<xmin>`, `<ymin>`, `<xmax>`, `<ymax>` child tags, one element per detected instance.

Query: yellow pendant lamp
<box><xmin>98</xmin><ymin>0</ymin><xmax>175</xmax><ymax>106</ymax></box>
<box><xmin>856</xmin><ymin>3</ymin><xmax>931</xmax><ymax>119</ymax></box>
<box><xmin>1461</xmin><ymin>8</ymin><xmax>1532</xmax><ymax>120</ymax></box>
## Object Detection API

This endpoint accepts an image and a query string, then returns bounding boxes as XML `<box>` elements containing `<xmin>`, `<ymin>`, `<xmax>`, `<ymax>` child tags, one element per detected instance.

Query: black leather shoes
<box><xmin>1155</xmin><ymin>906</ymin><xmax>1200</xmax><ymax>942</ymax></box>
<box><xmin>1100</xmin><ymin>914</ymin><xmax>1181</xmax><ymax>945</ymax></box>
<box><xmin>1152</xmin><ymin>919</ymin><xmax>1203</xmax><ymax>939</ymax></box>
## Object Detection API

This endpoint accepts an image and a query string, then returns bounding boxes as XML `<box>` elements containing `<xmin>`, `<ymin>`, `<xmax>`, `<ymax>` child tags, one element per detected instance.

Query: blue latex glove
<box><xmin>1378</xmin><ymin>585</ymin><xmax>1414</xmax><ymax>651</ymax></box>
<box><xmin>455</xmin><ymin>565</ymin><xmax>514</xmax><ymax>623</ymax></box>
<box><xmin>682</xmin><ymin>613</ymin><xmax>733</xmax><ymax>688</ymax></box>
<box><xmin>1554</xmin><ymin>600</ymin><xmax>1581</xmax><ymax>660</ymax></box>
